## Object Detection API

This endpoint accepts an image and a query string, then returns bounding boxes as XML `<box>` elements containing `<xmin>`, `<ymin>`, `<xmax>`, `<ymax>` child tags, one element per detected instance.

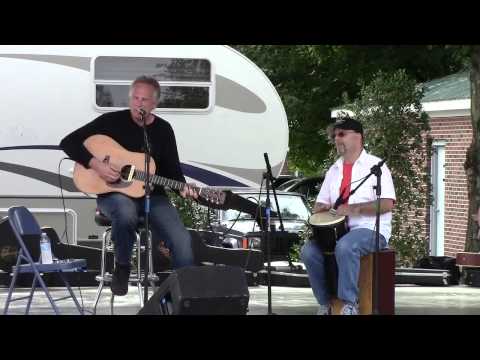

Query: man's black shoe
<box><xmin>111</xmin><ymin>263</ymin><xmax>130</xmax><ymax>296</ymax></box>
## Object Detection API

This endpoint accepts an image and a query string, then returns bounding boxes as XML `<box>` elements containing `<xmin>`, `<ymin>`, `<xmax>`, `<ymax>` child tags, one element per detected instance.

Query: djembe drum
<box><xmin>308</xmin><ymin>211</ymin><xmax>348</xmax><ymax>295</ymax></box>
<box><xmin>308</xmin><ymin>211</ymin><xmax>347</xmax><ymax>253</ymax></box>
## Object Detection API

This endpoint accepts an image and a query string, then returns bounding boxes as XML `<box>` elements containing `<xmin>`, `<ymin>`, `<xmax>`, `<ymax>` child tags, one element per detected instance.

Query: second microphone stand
<box><xmin>370</xmin><ymin>162</ymin><xmax>383</xmax><ymax>315</ymax></box>
<box><xmin>262</xmin><ymin>153</ymin><xmax>284</xmax><ymax>315</ymax></box>
<box><xmin>334</xmin><ymin>159</ymin><xmax>384</xmax><ymax>315</ymax></box>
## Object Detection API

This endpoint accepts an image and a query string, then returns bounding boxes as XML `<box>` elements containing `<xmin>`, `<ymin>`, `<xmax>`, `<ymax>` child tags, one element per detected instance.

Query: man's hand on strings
<box><xmin>180</xmin><ymin>183</ymin><xmax>199</xmax><ymax>200</ymax></box>
<box><xmin>89</xmin><ymin>157</ymin><xmax>120</xmax><ymax>183</ymax></box>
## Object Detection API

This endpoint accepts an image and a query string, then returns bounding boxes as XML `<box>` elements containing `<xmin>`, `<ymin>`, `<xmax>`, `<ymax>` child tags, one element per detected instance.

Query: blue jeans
<box><xmin>301</xmin><ymin>228</ymin><xmax>387</xmax><ymax>306</ymax></box>
<box><xmin>97</xmin><ymin>193</ymin><xmax>194</xmax><ymax>269</ymax></box>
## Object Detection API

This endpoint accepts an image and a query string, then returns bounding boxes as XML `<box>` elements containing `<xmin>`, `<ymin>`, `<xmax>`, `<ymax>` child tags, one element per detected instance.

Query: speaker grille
<box><xmin>138</xmin><ymin>265</ymin><xmax>250</xmax><ymax>315</ymax></box>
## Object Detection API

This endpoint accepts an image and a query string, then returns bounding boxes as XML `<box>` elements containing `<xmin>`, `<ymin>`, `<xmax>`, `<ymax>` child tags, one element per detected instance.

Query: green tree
<box><xmin>465</xmin><ymin>45</ymin><xmax>480</xmax><ymax>252</ymax></box>
<box><xmin>345</xmin><ymin>69</ymin><xmax>431</xmax><ymax>266</ymax></box>
<box><xmin>234</xmin><ymin>45</ymin><xmax>468</xmax><ymax>176</ymax></box>
<box><xmin>167</xmin><ymin>191</ymin><xmax>212</xmax><ymax>230</ymax></box>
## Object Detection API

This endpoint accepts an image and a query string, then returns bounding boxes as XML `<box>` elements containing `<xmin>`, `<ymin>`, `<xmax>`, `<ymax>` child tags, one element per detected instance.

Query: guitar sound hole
<box><xmin>120</xmin><ymin>165</ymin><xmax>132</xmax><ymax>181</ymax></box>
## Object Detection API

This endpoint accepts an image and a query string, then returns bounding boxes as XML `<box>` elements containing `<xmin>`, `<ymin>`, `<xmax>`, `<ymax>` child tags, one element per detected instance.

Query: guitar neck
<box><xmin>134</xmin><ymin>169</ymin><xmax>188</xmax><ymax>191</ymax></box>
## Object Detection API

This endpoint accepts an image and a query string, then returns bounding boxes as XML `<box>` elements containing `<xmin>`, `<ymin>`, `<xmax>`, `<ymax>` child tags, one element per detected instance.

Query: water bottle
<box><xmin>40</xmin><ymin>232</ymin><xmax>53</xmax><ymax>264</ymax></box>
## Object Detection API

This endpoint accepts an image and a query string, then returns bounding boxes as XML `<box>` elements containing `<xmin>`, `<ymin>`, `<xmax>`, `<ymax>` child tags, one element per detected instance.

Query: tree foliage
<box><xmin>465</xmin><ymin>46</ymin><xmax>480</xmax><ymax>252</ymax></box>
<box><xmin>234</xmin><ymin>45</ymin><xmax>468</xmax><ymax>175</ymax></box>
<box><xmin>168</xmin><ymin>46</ymin><xmax>472</xmax><ymax>261</ymax></box>
<box><xmin>345</xmin><ymin>69</ymin><xmax>431</xmax><ymax>266</ymax></box>
<box><xmin>168</xmin><ymin>191</ymin><xmax>212</xmax><ymax>230</ymax></box>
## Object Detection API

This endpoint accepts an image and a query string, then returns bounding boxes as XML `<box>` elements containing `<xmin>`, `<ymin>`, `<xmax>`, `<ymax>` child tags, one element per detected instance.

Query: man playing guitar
<box><xmin>60</xmin><ymin>76</ymin><xmax>199</xmax><ymax>296</ymax></box>
<box><xmin>301</xmin><ymin>116</ymin><xmax>396</xmax><ymax>315</ymax></box>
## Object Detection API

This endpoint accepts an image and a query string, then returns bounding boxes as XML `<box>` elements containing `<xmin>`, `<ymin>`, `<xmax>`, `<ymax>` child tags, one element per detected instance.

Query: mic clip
<box><xmin>370</xmin><ymin>159</ymin><xmax>385</xmax><ymax>176</ymax></box>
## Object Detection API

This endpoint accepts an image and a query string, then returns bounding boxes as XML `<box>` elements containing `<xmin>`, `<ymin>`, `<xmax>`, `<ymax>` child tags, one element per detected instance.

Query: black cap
<box><xmin>333</xmin><ymin>117</ymin><xmax>363</xmax><ymax>135</ymax></box>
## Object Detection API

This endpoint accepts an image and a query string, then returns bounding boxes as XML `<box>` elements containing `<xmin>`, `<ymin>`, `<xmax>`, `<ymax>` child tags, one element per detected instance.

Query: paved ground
<box><xmin>1</xmin><ymin>283</ymin><xmax>480</xmax><ymax>315</ymax></box>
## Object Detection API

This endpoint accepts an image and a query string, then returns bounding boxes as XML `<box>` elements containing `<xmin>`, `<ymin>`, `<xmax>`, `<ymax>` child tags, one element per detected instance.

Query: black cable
<box><xmin>57</xmin><ymin>157</ymin><xmax>87</xmax><ymax>313</ymax></box>
<box><xmin>57</xmin><ymin>158</ymin><xmax>71</xmax><ymax>246</ymax></box>
<box><xmin>57</xmin><ymin>158</ymin><xmax>95</xmax><ymax>243</ymax></box>
<box><xmin>247</xmin><ymin>196</ymin><xmax>261</xmax><ymax>233</ymax></box>
<box><xmin>222</xmin><ymin>208</ymin><xmax>243</xmax><ymax>237</ymax></box>
<box><xmin>255</xmin><ymin>177</ymin><xmax>265</xmax><ymax>232</ymax></box>
<box><xmin>206</xmin><ymin>205</ymin><xmax>215</xmax><ymax>234</ymax></box>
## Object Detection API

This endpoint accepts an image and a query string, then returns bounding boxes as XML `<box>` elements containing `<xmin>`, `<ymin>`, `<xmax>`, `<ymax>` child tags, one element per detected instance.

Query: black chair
<box><xmin>3</xmin><ymin>206</ymin><xmax>87</xmax><ymax>315</ymax></box>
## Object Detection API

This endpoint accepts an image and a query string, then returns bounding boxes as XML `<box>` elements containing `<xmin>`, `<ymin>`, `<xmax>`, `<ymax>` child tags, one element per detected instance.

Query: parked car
<box><xmin>207</xmin><ymin>188</ymin><xmax>311</xmax><ymax>253</ymax></box>
<box><xmin>272</xmin><ymin>174</ymin><xmax>298</xmax><ymax>189</ymax></box>
<box><xmin>276</xmin><ymin>175</ymin><xmax>324</xmax><ymax>206</ymax></box>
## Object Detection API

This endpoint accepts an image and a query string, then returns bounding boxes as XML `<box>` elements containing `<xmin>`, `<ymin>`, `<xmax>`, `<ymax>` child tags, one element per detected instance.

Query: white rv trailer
<box><xmin>0</xmin><ymin>45</ymin><xmax>288</xmax><ymax>245</ymax></box>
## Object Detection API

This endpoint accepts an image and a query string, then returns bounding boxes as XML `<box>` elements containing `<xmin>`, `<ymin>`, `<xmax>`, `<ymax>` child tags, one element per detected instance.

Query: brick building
<box><xmin>422</xmin><ymin>71</ymin><xmax>472</xmax><ymax>257</ymax></box>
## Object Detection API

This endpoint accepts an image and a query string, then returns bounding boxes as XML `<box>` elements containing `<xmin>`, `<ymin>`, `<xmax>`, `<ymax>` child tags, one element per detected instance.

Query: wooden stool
<box><xmin>331</xmin><ymin>249</ymin><xmax>395</xmax><ymax>315</ymax></box>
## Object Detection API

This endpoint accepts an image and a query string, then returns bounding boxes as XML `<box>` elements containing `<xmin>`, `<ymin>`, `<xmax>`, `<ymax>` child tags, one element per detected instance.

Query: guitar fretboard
<box><xmin>134</xmin><ymin>169</ymin><xmax>190</xmax><ymax>191</ymax></box>
<box><xmin>132</xmin><ymin>167</ymin><xmax>225</xmax><ymax>206</ymax></box>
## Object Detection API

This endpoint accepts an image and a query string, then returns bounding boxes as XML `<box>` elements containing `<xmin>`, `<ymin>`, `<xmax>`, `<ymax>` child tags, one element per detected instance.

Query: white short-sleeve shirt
<box><xmin>316</xmin><ymin>149</ymin><xmax>396</xmax><ymax>241</ymax></box>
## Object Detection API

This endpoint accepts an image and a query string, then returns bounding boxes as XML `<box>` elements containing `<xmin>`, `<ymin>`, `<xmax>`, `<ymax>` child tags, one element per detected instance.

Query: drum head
<box><xmin>308</xmin><ymin>212</ymin><xmax>345</xmax><ymax>227</ymax></box>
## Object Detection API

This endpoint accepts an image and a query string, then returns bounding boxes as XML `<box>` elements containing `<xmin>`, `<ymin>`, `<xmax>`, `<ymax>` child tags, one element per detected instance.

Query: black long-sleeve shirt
<box><xmin>60</xmin><ymin>109</ymin><xmax>186</xmax><ymax>197</ymax></box>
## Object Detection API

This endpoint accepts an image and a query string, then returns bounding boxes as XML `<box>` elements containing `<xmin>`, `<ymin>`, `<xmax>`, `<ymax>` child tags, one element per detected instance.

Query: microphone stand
<box><xmin>370</xmin><ymin>161</ymin><xmax>383</xmax><ymax>315</ymax></box>
<box><xmin>262</xmin><ymin>153</ymin><xmax>284</xmax><ymax>315</ymax></box>
<box><xmin>333</xmin><ymin>159</ymin><xmax>384</xmax><ymax>315</ymax></box>
<box><xmin>141</xmin><ymin>110</ymin><xmax>152</xmax><ymax>304</ymax></box>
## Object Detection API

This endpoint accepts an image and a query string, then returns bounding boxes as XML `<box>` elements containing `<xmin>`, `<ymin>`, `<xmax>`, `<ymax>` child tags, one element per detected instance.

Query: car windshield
<box><xmin>276</xmin><ymin>179</ymin><xmax>300</xmax><ymax>191</ymax></box>
<box><xmin>222</xmin><ymin>193</ymin><xmax>310</xmax><ymax>221</ymax></box>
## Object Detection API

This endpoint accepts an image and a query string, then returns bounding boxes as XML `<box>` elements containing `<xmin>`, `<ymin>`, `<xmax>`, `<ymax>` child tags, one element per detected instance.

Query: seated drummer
<box><xmin>301</xmin><ymin>116</ymin><xmax>396</xmax><ymax>315</ymax></box>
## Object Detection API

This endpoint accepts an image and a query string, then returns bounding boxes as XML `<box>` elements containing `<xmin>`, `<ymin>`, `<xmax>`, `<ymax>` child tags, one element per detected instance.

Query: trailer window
<box><xmin>94</xmin><ymin>56</ymin><xmax>212</xmax><ymax>111</ymax></box>
<box><xmin>96</xmin><ymin>85</ymin><xmax>209</xmax><ymax>109</ymax></box>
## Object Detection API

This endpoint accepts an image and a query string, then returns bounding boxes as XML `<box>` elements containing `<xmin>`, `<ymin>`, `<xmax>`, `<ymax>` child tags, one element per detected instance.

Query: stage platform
<box><xmin>1</xmin><ymin>284</ymin><xmax>480</xmax><ymax>315</ymax></box>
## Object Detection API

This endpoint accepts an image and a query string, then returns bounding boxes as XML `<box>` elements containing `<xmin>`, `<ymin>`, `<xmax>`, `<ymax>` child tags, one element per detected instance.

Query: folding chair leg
<box><xmin>92</xmin><ymin>281</ymin><xmax>105</xmax><ymax>315</ymax></box>
<box><xmin>59</xmin><ymin>272</ymin><xmax>84</xmax><ymax>315</ymax></box>
<box><xmin>34</xmin><ymin>269</ymin><xmax>60</xmax><ymax>315</ymax></box>
<box><xmin>3</xmin><ymin>269</ymin><xmax>20</xmax><ymax>315</ymax></box>
<box><xmin>137</xmin><ymin>282</ymin><xmax>144</xmax><ymax>307</ymax></box>
<box><xmin>25</xmin><ymin>276</ymin><xmax>38</xmax><ymax>315</ymax></box>
<box><xmin>150</xmin><ymin>280</ymin><xmax>157</xmax><ymax>294</ymax></box>
<box><xmin>110</xmin><ymin>295</ymin><xmax>115</xmax><ymax>315</ymax></box>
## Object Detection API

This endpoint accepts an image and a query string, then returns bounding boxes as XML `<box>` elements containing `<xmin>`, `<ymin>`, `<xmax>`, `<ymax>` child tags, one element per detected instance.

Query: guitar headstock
<box><xmin>198</xmin><ymin>188</ymin><xmax>227</xmax><ymax>208</ymax></box>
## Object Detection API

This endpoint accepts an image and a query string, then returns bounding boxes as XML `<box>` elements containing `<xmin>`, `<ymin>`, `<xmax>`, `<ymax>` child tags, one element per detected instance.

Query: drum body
<box><xmin>308</xmin><ymin>212</ymin><xmax>347</xmax><ymax>253</ymax></box>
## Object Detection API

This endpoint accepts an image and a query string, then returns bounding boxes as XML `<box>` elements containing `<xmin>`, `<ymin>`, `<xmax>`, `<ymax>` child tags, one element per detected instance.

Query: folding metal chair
<box><xmin>3</xmin><ymin>206</ymin><xmax>87</xmax><ymax>315</ymax></box>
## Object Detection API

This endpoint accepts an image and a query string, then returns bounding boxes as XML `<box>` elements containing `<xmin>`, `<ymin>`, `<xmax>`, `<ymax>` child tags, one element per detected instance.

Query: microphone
<box><xmin>263</xmin><ymin>153</ymin><xmax>276</xmax><ymax>181</ymax></box>
<box><xmin>370</xmin><ymin>159</ymin><xmax>385</xmax><ymax>174</ymax></box>
<box><xmin>375</xmin><ymin>159</ymin><xmax>385</xmax><ymax>168</ymax></box>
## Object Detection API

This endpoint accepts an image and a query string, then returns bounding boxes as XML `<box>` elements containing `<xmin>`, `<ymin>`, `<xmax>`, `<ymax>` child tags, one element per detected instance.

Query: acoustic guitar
<box><xmin>73</xmin><ymin>134</ymin><xmax>226</xmax><ymax>206</ymax></box>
